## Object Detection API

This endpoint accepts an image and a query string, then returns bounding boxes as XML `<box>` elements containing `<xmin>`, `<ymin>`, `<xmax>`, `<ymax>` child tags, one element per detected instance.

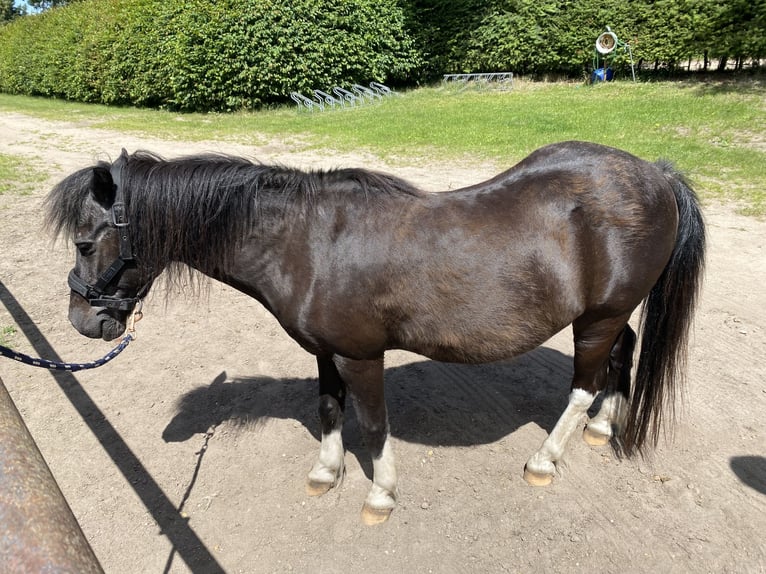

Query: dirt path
<box><xmin>1</xmin><ymin>112</ymin><xmax>764</xmax><ymax>574</ymax></box>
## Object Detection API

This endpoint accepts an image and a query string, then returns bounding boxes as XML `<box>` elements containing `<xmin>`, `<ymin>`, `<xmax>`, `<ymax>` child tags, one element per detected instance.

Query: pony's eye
<box><xmin>75</xmin><ymin>241</ymin><xmax>95</xmax><ymax>257</ymax></box>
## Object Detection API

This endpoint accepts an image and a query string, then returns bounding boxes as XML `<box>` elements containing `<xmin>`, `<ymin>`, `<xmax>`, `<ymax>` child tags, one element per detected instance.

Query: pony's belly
<box><xmin>398</xmin><ymin>327</ymin><xmax>555</xmax><ymax>365</ymax></box>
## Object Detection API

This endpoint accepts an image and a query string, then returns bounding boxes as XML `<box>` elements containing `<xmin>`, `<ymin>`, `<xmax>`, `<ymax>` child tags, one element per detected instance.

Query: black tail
<box><xmin>622</xmin><ymin>163</ymin><xmax>706</xmax><ymax>456</ymax></box>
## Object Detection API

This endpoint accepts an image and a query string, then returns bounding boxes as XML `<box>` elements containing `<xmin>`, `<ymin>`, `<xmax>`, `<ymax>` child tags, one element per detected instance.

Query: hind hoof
<box><xmin>582</xmin><ymin>426</ymin><xmax>611</xmax><ymax>446</ymax></box>
<box><xmin>523</xmin><ymin>466</ymin><xmax>554</xmax><ymax>487</ymax></box>
<box><xmin>361</xmin><ymin>503</ymin><xmax>393</xmax><ymax>525</ymax></box>
<box><xmin>306</xmin><ymin>479</ymin><xmax>335</xmax><ymax>497</ymax></box>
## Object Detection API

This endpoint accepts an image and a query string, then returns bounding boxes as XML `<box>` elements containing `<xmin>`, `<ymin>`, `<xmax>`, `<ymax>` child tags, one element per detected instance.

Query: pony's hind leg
<box><xmin>307</xmin><ymin>356</ymin><xmax>347</xmax><ymax>496</ymax></box>
<box><xmin>332</xmin><ymin>355</ymin><xmax>397</xmax><ymax>525</ymax></box>
<box><xmin>583</xmin><ymin>325</ymin><xmax>636</xmax><ymax>446</ymax></box>
<box><xmin>524</xmin><ymin>315</ymin><xmax>630</xmax><ymax>486</ymax></box>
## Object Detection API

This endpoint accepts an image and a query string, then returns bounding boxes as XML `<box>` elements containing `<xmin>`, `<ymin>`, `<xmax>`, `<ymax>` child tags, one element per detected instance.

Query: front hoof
<box><xmin>361</xmin><ymin>503</ymin><xmax>393</xmax><ymax>525</ymax></box>
<box><xmin>306</xmin><ymin>479</ymin><xmax>335</xmax><ymax>497</ymax></box>
<box><xmin>582</xmin><ymin>425</ymin><xmax>611</xmax><ymax>446</ymax></box>
<box><xmin>523</xmin><ymin>466</ymin><xmax>554</xmax><ymax>487</ymax></box>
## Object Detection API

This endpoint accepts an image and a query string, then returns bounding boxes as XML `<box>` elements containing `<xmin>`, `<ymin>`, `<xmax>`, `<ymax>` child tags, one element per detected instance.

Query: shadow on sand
<box><xmin>162</xmin><ymin>346</ymin><xmax>577</xmax><ymax>464</ymax></box>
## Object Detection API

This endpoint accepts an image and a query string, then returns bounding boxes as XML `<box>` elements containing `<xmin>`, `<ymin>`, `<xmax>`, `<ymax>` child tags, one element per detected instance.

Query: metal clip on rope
<box><xmin>125</xmin><ymin>300</ymin><xmax>143</xmax><ymax>339</ymax></box>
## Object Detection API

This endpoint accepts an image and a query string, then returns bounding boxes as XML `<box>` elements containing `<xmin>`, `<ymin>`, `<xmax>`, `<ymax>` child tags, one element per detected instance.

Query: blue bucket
<box><xmin>591</xmin><ymin>67</ymin><xmax>614</xmax><ymax>82</ymax></box>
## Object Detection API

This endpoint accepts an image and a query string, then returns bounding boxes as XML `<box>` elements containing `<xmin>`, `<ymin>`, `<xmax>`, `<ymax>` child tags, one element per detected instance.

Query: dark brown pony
<box><xmin>46</xmin><ymin>141</ymin><xmax>705</xmax><ymax>524</ymax></box>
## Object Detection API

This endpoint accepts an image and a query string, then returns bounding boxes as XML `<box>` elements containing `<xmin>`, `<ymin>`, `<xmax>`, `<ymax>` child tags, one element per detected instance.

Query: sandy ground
<box><xmin>0</xmin><ymin>111</ymin><xmax>764</xmax><ymax>574</ymax></box>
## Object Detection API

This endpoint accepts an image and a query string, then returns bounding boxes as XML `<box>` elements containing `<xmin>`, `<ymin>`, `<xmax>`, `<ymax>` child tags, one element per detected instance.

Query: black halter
<box><xmin>67</xmin><ymin>162</ymin><xmax>147</xmax><ymax>312</ymax></box>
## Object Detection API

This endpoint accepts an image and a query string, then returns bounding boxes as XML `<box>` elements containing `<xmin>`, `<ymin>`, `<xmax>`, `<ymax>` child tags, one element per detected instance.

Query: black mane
<box><xmin>46</xmin><ymin>151</ymin><xmax>424</xmax><ymax>283</ymax></box>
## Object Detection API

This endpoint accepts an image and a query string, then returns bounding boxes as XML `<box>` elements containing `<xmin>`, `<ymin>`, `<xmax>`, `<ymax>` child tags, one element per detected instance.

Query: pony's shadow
<box><xmin>163</xmin><ymin>347</ymin><xmax>574</xmax><ymax>476</ymax></box>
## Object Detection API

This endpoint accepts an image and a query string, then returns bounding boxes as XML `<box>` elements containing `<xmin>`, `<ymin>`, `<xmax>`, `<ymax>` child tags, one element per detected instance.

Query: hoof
<box><xmin>306</xmin><ymin>479</ymin><xmax>335</xmax><ymax>497</ymax></box>
<box><xmin>361</xmin><ymin>503</ymin><xmax>393</xmax><ymax>526</ymax></box>
<box><xmin>523</xmin><ymin>466</ymin><xmax>554</xmax><ymax>487</ymax></box>
<box><xmin>582</xmin><ymin>426</ymin><xmax>610</xmax><ymax>446</ymax></box>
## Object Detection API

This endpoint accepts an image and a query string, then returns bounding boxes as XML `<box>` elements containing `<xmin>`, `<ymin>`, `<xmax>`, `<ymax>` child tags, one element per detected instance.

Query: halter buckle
<box><xmin>111</xmin><ymin>201</ymin><xmax>129</xmax><ymax>227</ymax></box>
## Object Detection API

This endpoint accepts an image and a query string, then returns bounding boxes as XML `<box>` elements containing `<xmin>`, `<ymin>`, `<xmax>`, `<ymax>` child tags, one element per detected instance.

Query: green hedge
<box><xmin>406</xmin><ymin>0</ymin><xmax>766</xmax><ymax>79</ymax></box>
<box><xmin>1</xmin><ymin>0</ymin><xmax>763</xmax><ymax>110</ymax></box>
<box><xmin>0</xmin><ymin>0</ymin><xmax>420</xmax><ymax>110</ymax></box>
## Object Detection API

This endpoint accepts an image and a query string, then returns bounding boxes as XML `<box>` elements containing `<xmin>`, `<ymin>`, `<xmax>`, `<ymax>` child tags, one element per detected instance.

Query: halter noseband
<box><xmin>67</xmin><ymin>160</ymin><xmax>147</xmax><ymax>312</ymax></box>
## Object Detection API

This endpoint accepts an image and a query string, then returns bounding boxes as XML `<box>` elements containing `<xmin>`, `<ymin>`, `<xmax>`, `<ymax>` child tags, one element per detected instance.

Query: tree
<box><xmin>26</xmin><ymin>0</ymin><xmax>69</xmax><ymax>9</ymax></box>
<box><xmin>1</xmin><ymin>0</ymin><xmax>25</xmax><ymax>22</ymax></box>
<box><xmin>709</xmin><ymin>0</ymin><xmax>766</xmax><ymax>68</ymax></box>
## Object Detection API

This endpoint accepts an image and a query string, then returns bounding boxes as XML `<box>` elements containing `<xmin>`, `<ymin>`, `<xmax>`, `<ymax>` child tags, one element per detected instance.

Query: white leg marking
<box><xmin>307</xmin><ymin>428</ymin><xmax>344</xmax><ymax>488</ymax></box>
<box><xmin>365</xmin><ymin>435</ymin><xmax>398</xmax><ymax>511</ymax></box>
<box><xmin>526</xmin><ymin>389</ymin><xmax>597</xmax><ymax>478</ymax></box>
<box><xmin>586</xmin><ymin>392</ymin><xmax>627</xmax><ymax>439</ymax></box>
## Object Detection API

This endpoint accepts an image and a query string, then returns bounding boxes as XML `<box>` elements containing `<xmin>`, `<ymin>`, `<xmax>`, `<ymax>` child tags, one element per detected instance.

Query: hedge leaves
<box><xmin>0</xmin><ymin>0</ymin><xmax>420</xmax><ymax>111</ymax></box>
<box><xmin>1</xmin><ymin>0</ymin><xmax>764</xmax><ymax>111</ymax></box>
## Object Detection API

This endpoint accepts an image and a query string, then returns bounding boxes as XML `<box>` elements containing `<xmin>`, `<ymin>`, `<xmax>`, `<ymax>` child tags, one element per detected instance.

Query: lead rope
<box><xmin>0</xmin><ymin>302</ymin><xmax>143</xmax><ymax>372</ymax></box>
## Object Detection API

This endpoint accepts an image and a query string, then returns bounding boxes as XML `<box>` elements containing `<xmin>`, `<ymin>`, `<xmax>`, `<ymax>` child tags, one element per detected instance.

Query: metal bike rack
<box><xmin>292</xmin><ymin>82</ymin><xmax>396</xmax><ymax>112</ymax></box>
<box><xmin>442</xmin><ymin>72</ymin><xmax>514</xmax><ymax>85</ymax></box>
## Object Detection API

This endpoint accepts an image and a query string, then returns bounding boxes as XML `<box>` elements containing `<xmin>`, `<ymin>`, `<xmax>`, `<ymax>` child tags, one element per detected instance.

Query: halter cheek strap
<box><xmin>112</xmin><ymin>199</ymin><xmax>133</xmax><ymax>260</ymax></box>
<box><xmin>110</xmin><ymin>155</ymin><xmax>133</xmax><ymax>260</ymax></box>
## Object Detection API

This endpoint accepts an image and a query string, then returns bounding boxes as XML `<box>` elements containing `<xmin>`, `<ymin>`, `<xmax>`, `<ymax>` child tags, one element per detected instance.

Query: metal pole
<box><xmin>0</xmin><ymin>375</ymin><xmax>104</xmax><ymax>573</ymax></box>
<box><xmin>628</xmin><ymin>43</ymin><xmax>637</xmax><ymax>82</ymax></box>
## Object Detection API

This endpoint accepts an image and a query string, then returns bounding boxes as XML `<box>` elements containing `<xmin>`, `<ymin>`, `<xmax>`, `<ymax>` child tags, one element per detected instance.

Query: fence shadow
<box><xmin>0</xmin><ymin>280</ymin><xmax>225</xmax><ymax>574</ymax></box>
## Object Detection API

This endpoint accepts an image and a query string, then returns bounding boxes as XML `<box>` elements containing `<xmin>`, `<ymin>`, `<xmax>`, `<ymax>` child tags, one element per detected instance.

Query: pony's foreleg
<box><xmin>334</xmin><ymin>356</ymin><xmax>397</xmax><ymax>525</ymax></box>
<box><xmin>524</xmin><ymin>316</ymin><xmax>629</xmax><ymax>485</ymax></box>
<box><xmin>583</xmin><ymin>325</ymin><xmax>636</xmax><ymax>446</ymax></box>
<box><xmin>307</xmin><ymin>356</ymin><xmax>347</xmax><ymax>496</ymax></box>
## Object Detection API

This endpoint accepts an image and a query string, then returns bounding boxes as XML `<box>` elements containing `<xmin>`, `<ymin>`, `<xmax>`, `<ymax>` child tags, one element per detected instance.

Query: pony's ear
<box><xmin>91</xmin><ymin>165</ymin><xmax>116</xmax><ymax>208</ymax></box>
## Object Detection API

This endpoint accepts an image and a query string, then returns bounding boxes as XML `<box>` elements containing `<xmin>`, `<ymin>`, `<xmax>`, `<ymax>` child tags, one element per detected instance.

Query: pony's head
<box><xmin>46</xmin><ymin>151</ymin><xmax>154</xmax><ymax>341</ymax></box>
<box><xmin>47</xmin><ymin>148</ymin><xmax>424</xmax><ymax>341</ymax></box>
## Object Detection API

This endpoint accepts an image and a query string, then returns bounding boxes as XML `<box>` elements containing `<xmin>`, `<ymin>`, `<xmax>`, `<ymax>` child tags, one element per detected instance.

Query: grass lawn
<box><xmin>0</xmin><ymin>152</ymin><xmax>47</xmax><ymax>195</ymax></box>
<box><xmin>0</xmin><ymin>78</ymin><xmax>764</xmax><ymax>213</ymax></box>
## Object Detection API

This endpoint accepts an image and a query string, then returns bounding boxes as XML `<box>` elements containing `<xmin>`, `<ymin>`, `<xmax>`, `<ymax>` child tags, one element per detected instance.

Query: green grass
<box><xmin>0</xmin><ymin>153</ymin><xmax>48</xmax><ymax>196</ymax></box>
<box><xmin>0</xmin><ymin>325</ymin><xmax>16</xmax><ymax>347</ymax></box>
<box><xmin>0</xmin><ymin>77</ymin><xmax>764</xmax><ymax>213</ymax></box>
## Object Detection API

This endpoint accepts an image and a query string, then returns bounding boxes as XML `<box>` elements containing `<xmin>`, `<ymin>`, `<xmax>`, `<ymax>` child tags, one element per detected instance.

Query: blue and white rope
<box><xmin>0</xmin><ymin>334</ymin><xmax>134</xmax><ymax>371</ymax></box>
